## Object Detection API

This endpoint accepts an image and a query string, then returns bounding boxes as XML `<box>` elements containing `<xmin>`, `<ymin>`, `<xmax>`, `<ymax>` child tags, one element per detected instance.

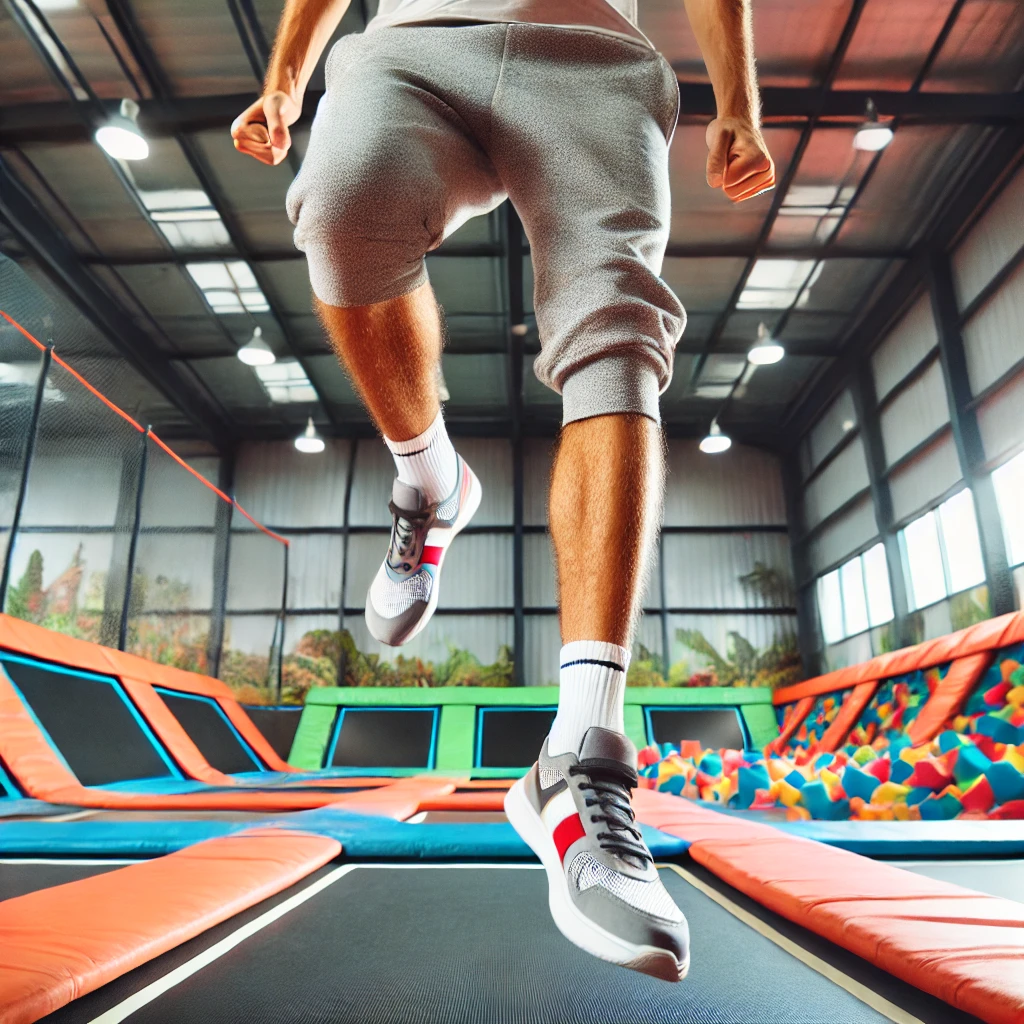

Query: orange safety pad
<box><xmin>907</xmin><ymin>651</ymin><xmax>993</xmax><ymax>746</ymax></box>
<box><xmin>634</xmin><ymin>790</ymin><xmax>1024</xmax><ymax>1024</ymax></box>
<box><xmin>774</xmin><ymin>611</ymin><xmax>1024</xmax><ymax>705</ymax></box>
<box><xmin>0</xmin><ymin>829</ymin><xmax>340</xmax><ymax>1024</ymax></box>
<box><xmin>121</xmin><ymin>678</ymin><xmax>229</xmax><ymax>786</ymax></box>
<box><xmin>417</xmin><ymin>790</ymin><xmax>507</xmax><ymax>813</ymax></box>
<box><xmin>768</xmin><ymin>695</ymin><xmax>815</xmax><ymax>755</ymax></box>
<box><xmin>817</xmin><ymin>680</ymin><xmax>877</xmax><ymax>752</ymax></box>
<box><xmin>334</xmin><ymin>776</ymin><xmax>459</xmax><ymax>820</ymax></box>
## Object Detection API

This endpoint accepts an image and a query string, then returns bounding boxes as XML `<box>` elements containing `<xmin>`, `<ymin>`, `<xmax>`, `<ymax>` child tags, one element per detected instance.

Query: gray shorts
<box><xmin>287</xmin><ymin>24</ymin><xmax>685</xmax><ymax>424</ymax></box>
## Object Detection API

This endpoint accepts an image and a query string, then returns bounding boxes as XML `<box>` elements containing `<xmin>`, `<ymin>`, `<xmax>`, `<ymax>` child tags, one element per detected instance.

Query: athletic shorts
<box><xmin>287</xmin><ymin>24</ymin><xmax>685</xmax><ymax>424</ymax></box>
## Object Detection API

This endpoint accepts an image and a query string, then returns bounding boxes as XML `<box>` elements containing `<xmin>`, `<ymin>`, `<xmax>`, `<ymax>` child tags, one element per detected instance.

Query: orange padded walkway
<box><xmin>0</xmin><ymin>830</ymin><xmax>340</xmax><ymax>1024</ymax></box>
<box><xmin>635</xmin><ymin>789</ymin><xmax>1024</xmax><ymax>1024</ymax></box>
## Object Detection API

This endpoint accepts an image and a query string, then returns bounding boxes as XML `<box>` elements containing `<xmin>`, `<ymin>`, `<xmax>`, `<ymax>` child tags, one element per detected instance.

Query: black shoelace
<box><xmin>386</xmin><ymin>501</ymin><xmax>430</xmax><ymax>573</ymax></box>
<box><xmin>568</xmin><ymin>762</ymin><xmax>652</xmax><ymax>870</ymax></box>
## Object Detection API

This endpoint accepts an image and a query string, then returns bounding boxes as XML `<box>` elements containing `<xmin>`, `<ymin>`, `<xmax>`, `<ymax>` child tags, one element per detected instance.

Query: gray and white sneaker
<box><xmin>365</xmin><ymin>455</ymin><xmax>481</xmax><ymax>647</ymax></box>
<box><xmin>505</xmin><ymin>727</ymin><xmax>689</xmax><ymax>982</ymax></box>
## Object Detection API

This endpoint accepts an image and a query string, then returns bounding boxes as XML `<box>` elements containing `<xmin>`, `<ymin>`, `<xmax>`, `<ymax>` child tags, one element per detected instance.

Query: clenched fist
<box><xmin>231</xmin><ymin>91</ymin><xmax>302</xmax><ymax>166</ymax></box>
<box><xmin>705</xmin><ymin>116</ymin><xmax>775</xmax><ymax>203</ymax></box>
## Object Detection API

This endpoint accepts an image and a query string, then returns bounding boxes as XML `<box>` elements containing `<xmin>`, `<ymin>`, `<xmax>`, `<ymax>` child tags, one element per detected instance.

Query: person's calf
<box><xmin>546</xmin><ymin>413</ymin><xmax>665</xmax><ymax>755</ymax></box>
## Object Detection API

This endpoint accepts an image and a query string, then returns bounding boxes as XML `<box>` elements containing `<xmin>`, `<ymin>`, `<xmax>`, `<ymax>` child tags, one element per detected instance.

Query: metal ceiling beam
<box><xmin>0</xmin><ymin>157</ymin><xmax>234</xmax><ymax>446</ymax></box>
<box><xmin>84</xmin><ymin>243</ymin><xmax>505</xmax><ymax>265</ymax></box>
<box><xmin>97</xmin><ymin>0</ymin><xmax>340</xmax><ymax>428</ymax></box>
<box><xmin>3</xmin><ymin>87</ymin><xmax>1021</xmax><ymax>147</ymax></box>
<box><xmin>783</xmin><ymin>122</ymin><xmax>1024</xmax><ymax>444</ymax></box>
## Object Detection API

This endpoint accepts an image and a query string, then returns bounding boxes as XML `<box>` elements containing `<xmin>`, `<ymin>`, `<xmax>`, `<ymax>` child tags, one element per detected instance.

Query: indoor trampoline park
<box><xmin>1</xmin><ymin>0</ymin><xmax>1024</xmax><ymax>1021</ymax></box>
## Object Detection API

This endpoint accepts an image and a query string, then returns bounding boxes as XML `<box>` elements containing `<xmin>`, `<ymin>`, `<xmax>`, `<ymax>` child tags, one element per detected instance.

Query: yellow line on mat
<box><xmin>661</xmin><ymin>863</ymin><xmax>924</xmax><ymax>1024</ymax></box>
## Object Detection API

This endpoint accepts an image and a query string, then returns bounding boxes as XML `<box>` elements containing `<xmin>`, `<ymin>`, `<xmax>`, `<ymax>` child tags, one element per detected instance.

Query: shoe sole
<box><xmin>504</xmin><ymin>778</ymin><xmax>688</xmax><ymax>983</ymax></box>
<box><xmin>384</xmin><ymin>465</ymin><xmax>483</xmax><ymax>647</ymax></box>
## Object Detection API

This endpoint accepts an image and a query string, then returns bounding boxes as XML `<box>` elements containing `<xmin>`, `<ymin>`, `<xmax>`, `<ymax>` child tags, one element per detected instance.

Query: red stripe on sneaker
<box><xmin>552</xmin><ymin>813</ymin><xmax>586</xmax><ymax>862</ymax></box>
<box><xmin>421</xmin><ymin>545</ymin><xmax>443</xmax><ymax>566</ymax></box>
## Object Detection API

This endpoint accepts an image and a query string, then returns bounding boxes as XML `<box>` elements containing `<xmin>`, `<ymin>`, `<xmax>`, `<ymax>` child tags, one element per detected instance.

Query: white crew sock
<box><xmin>547</xmin><ymin>640</ymin><xmax>631</xmax><ymax>756</ymax></box>
<box><xmin>384</xmin><ymin>410</ymin><xmax>458</xmax><ymax>505</ymax></box>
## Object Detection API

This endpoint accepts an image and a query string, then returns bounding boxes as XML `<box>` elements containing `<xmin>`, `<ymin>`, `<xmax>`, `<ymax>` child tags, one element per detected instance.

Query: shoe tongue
<box><xmin>392</xmin><ymin>479</ymin><xmax>425</xmax><ymax>513</ymax></box>
<box><xmin>578</xmin><ymin>727</ymin><xmax>636</xmax><ymax>769</ymax></box>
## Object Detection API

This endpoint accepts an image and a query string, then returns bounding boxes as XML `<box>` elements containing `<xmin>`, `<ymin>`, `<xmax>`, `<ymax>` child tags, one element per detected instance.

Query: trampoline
<box><xmin>24</xmin><ymin>861</ymin><xmax>977</xmax><ymax>1024</ymax></box>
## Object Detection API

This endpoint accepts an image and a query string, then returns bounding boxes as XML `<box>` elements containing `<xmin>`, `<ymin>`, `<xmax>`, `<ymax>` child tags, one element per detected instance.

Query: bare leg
<box><xmin>316</xmin><ymin>282</ymin><xmax>442</xmax><ymax>441</ymax></box>
<box><xmin>549</xmin><ymin>413</ymin><xmax>665</xmax><ymax>646</ymax></box>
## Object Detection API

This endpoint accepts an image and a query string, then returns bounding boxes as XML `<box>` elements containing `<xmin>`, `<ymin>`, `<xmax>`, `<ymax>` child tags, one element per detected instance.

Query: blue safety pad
<box><xmin>0</xmin><ymin>819</ymin><xmax>254</xmax><ymax>856</ymax></box>
<box><xmin>95</xmin><ymin>778</ymin><xmax>217</xmax><ymax>794</ymax></box>
<box><xmin>0</xmin><ymin>799</ymin><xmax>80</xmax><ymax>819</ymax></box>
<box><xmin>0</xmin><ymin>809</ymin><xmax>690</xmax><ymax>858</ymax></box>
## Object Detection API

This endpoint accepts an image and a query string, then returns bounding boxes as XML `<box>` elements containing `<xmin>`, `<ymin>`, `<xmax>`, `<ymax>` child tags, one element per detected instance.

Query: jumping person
<box><xmin>232</xmin><ymin>0</ymin><xmax>773</xmax><ymax>982</ymax></box>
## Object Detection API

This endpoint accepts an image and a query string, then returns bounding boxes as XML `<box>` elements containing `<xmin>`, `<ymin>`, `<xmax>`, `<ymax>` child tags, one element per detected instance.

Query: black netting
<box><xmin>219</xmin><ymin>506</ymin><xmax>288</xmax><ymax>703</ymax></box>
<box><xmin>123</xmin><ymin>439</ymin><xmax>219</xmax><ymax>674</ymax></box>
<box><xmin>0</xmin><ymin>255</ymin><xmax>287</xmax><ymax>675</ymax></box>
<box><xmin>4</xmin><ymin>353</ymin><xmax>144</xmax><ymax>648</ymax></box>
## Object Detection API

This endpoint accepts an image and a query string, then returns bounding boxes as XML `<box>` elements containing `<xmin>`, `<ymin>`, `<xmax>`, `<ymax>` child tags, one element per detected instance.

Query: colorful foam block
<box><xmin>906</xmin><ymin>758</ymin><xmax>953</xmax><ymax>791</ymax></box>
<box><xmin>961</xmin><ymin>775</ymin><xmax>996</xmax><ymax>813</ymax></box>
<box><xmin>737</xmin><ymin>764</ymin><xmax>770</xmax><ymax>810</ymax></box>
<box><xmin>919</xmin><ymin>790</ymin><xmax>963</xmax><ymax>820</ymax></box>
<box><xmin>986</xmin><ymin>761</ymin><xmax>1024</xmax><ymax>805</ymax></box>
<box><xmin>975</xmin><ymin>714</ymin><xmax>1019</xmax><ymax>744</ymax></box>
<box><xmin>953</xmin><ymin>744</ymin><xmax>991</xmax><ymax>786</ymax></box>
<box><xmin>842</xmin><ymin>765</ymin><xmax>880</xmax><ymax>803</ymax></box>
<box><xmin>889</xmin><ymin>759</ymin><xmax>914</xmax><ymax>785</ymax></box>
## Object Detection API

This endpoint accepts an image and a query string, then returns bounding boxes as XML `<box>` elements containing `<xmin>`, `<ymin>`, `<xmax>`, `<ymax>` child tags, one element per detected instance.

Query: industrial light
<box><xmin>699</xmin><ymin>420</ymin><xmax>732</xmax><ymax>455</ymax></box>
<box><xmin>747</xmin><ymin>322</ymin><xmax>785</xmax><ymax>365</ymax></box>
<box><xmin>294</xmin><ymin>417</ymin><xmax>325</xmax><ymax>454</ymax></box>
<box><xmin>510</xmin><ymin>323</ymin><xmax>528</xmax><ymax>337</ymax></box>
<box><xmin>853</xmin><ymin>98</ymin><xmax>893</xmax><ymax>153</ymax></box>
<box><xmin>95</xmin><ymin>98</ymin><xmax>149</xmax><ymax>160</ymax></box>
<box><xmin>237</xmin><ymin>325</ymin><xmax>275</xmax><ymax>367</ymax></box>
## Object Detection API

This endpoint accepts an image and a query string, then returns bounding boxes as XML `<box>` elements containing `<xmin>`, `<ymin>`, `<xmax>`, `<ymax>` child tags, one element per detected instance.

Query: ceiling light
<box><xmin>699</xmin><ymin>420</ymin><xmax>732</xmax><ymax>455</ymax></box>
<box><xmin>510</xmin><ymin>323</ymin><xmax>528</xmax><ymax>337</ymax></box>
<box><xmin>294</xmin><ymin>417</ymin><xmax>325</xmax><ymax>454</ymax></box>
<box><xmin>237</xmin><ymin>325</ymin><xmax>276</xmax><ymax>366</ymax></box>
<box><xmin>95</xmin><ymin>98</ymin><xmax>149</xmax><ymax>160</ymax></box>
<box><xmin>747</xmin><ymin>322</ymin><xmax>785</xmax><ymax>365</ymax></box>
<box><xmin>842</xmin><ymin>418</ymin><xmax>855</xmax><ymax>432</ymax></box>
<box><xmin>853</xmin><ymin>98</ymin><xmax>893</xmax><ymax>153</ymax></box>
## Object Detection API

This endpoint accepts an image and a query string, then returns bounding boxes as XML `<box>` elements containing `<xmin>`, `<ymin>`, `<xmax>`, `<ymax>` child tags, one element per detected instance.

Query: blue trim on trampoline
<box><xmin>153</xmin><ymin>687</ymin><xmax>264</xmax><ymax>772</ymax></box>
<box><xmin>0</xmin><ymin>653</ymin><xmax>184</xmax><ymax>782</ymax></box>
<box><xmin>326</xmin><ymin>707</ymin><xmax>440</xmax><ymax>770</ymax></box>
<box><xmin>474</xmin><ymin>706</ymin><xmax>556</xmax><ymax>768</ymax></box>
<box><xmin>769</xmin><ymin>819</ymin><xmax>1024</xmax><ymax>856</ymax></box>
<box><xmin>0</xmin><ymin>759</ymin><xmax>18</xmax><ymax>799</ymax></box>
<box><xmin>643</xmin><ymin>705</ymin><xmax>752</xmax><ymax>751</ymax></box>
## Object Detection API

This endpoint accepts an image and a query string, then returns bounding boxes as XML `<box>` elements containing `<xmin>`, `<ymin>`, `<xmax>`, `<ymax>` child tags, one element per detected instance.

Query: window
<box><xmin>816</xmin><ymin>543</ymin><xmax>894</xmax><ymax>645</ymax></box>
<box><xmin>253</xmin><ymin>360</ymin><xmax>319</xmax><ymax>404</ymax></box>
<box><xmin>186</xmin><ymin>261</ymin><xmax>270</xmax><ymax>314</ymax></box>
<box><xmin>900</xmin><ymin>489</ymin><xmax>986</xmax><ymax>610</ymax></box>
<box><xmin>993</xmin><ymin>451</ymin><xmax>1024</xmax><ymax>567</ymax></box>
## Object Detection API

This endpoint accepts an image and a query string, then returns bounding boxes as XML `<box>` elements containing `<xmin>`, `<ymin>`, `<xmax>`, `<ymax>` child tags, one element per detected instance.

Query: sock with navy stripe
<box><xmin>384</xmin><ymin>410</ymin><xmax>457</xmax><ymax>506</ymax></box>
<box><xmin>547</xmin><ymin>639</ymin><xmax>631</xmax><ymax>756</ymax></box>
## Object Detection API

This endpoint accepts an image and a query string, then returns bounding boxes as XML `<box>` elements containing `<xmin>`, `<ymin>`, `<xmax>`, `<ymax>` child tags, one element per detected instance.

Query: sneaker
<box><xmin>505</xmin><ymin>726</ymin><xmax>689</xmax><ymax>982</ymax></box>
<box><xmin>365</xmin><ymin>455</ymin><xmax>481</xmax><ymax>647</ymax></box>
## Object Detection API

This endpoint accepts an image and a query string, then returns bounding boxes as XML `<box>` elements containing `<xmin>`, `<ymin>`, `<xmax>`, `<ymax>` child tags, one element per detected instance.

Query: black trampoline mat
<box><xmin>329</xmin><ymin>709</ymin><xmax>436</xmax><ymax>768</ymax></box>
<box><xmin>244</xmin><ymin>706</ymin><xmax>302</xmax><ymax>760</ymax></box>
<box><xmin>157</xmin><ymin>689</ymin><xmax>262</xmax><ymax>775</ymax></box>
<box><xmin>0</xmin><ymin>861</ymin><xmax>126</xmax><ymax>901</ymax></box>
<box><xmin>88</xmin><ymin>866</ymin><xmax>892</xmax><ymax>1024</ymax></box>
<box><xmin>478</xmin><ymin>708</ymin><xmax>556</xmax><ymax>768</ymax></box>
<box><xmin>2</xmin><ymin>658</ymin><xmax>174</xmax><ymax>787</ymax></box>
<box><xmin>647</xmin><ymin>709</ymin><xmax>747</xmax><ymax>751</ymax></box>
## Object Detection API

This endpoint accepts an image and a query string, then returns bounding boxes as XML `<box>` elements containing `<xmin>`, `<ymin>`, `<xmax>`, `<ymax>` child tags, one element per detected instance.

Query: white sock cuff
<box><xmin>384</xmin><ymin>410</ymin><xmax>446</xmax><ymax>455</ymax></box>
<box><xmin>559</xmin><ymin>640</ymin><xmax>631</xmax><ymax>675</ymax></box>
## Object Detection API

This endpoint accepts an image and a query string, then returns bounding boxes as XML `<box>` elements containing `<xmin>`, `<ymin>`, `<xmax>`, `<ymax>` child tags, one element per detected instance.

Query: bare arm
<box><xmin>231</xmin><ymin>0</ymin><xmax>350</xmax><ymax>165</ymax></box>
<box><xmin>682</xmin><ymin>0</ymin><xmax>775</xmax><ymax>202</ymax></box>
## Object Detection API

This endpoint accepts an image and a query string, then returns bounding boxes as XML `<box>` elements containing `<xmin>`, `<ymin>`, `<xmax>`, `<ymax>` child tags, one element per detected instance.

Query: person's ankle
<box><xmin>384</xmin><ymin>410</ymin><xmax>458</xmax><ymax>504</ymax></box>
<box><xmin>548</xmin><ymin>640</ymin><xmax>630</xmax><ymax>756</ymax></box>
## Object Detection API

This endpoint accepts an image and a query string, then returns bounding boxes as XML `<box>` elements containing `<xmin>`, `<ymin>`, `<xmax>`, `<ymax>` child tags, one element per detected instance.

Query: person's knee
<box><xmin>287</xmin><ymin>145</ymin><xmax>432</xmax><ymax>307</ymax></box>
